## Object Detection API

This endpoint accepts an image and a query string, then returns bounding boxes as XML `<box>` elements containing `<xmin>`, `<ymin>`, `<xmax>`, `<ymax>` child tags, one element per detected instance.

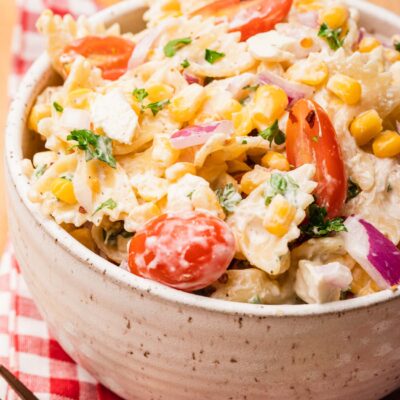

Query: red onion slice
<box><xmin>342</xmin><ymin>216</ymin><xmax>400</xmax><ymax>289</ymax></box>
<box><xmin>170</xmin><ymin>120</ymin><xmax>233</xmax><ymax>149</ymax></box>
<box><xmin>259</xmin><ymin>70</ymin><xmax>314</xmax><ymax>105</ymax></box>
<box><xmin>184</xmin><ymin>72</ymin><xmax>201</xmax><ymax>85</ymax></box>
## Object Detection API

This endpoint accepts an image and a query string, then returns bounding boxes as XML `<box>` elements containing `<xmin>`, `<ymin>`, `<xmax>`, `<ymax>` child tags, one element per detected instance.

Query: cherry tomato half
<box><xmin>286</xmin><ymin>99</ymin><xmax>347</xmax><ymax>218</ymax></box>
<box><xmin>193</xmin><ymin>0</ymin><xmax>293</xmax><ymax>41</ymax></box>
<box><xmin>62</xmin><ymin>36</ymin><xmax>135</xmax><ymax>81</ymax></box>
<box><xmin>128</xmin><ymin>211</ymin><xmax>236</xmax><ymax>292</ymax></box>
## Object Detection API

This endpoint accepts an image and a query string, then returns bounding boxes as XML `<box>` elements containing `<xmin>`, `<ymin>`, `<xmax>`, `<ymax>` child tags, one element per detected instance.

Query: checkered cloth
<box><xmin>1</xmin><ymin>0</ymin><xmax>124</xmax><ymax>398</ymax></box>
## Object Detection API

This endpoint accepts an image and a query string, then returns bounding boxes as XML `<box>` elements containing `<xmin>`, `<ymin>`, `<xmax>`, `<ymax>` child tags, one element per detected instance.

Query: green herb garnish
<box><xmin>53</xmin><ymin>102</ymin><xmax>63</xmax><ymax>113</ymax></box>
<box><xmin>93</xmin><ymin>198</ymin><xmax>117</xmax><ymax>215</ymax></box>
<box><xmin>395</xmin><ymin>42</ymin><xmax>400</xmax><ymax>52</ymax></box>
<box><xmin>33</xmin><ymin>164</ymin><xmax>47</xmax><ymax>179</ymax></box>
<box><xmin>164</xmin><ymin>37</ymin><xmax>192</xmax><ymax>57</ymax></box>
<box><xmin>181</xmin><ymin>59</ymin><xmax>190</xmax><ymax>68</ymax></box>
<box><xmin>205</xmin><ymin>49</ymin><xmax>225</xmax><ymax>64</ymax></box>
<box><xmin>144</xmin><ymin>99</ymin><xmax>170</xmax><ymax>116</ymax></box>
<box><xmin>67</xmin><ymin>129</ymin><xmax>116</xmax><ymax>168</ymax></box>
<box><xmin>259</xmin><ymin>120</ymin><xmax>286</xmax><ymax>146</ymax></box>
<box><xmin>312</xmin><ymin>136</ymin><xmax>319</xmax><ymax>143</ymax></box>
<box><xmin>243</xmin><ymin>84</ymin><xmax>260</xmax><ymax>92</ymax></box>
<box><xmin>249</xmin><ymin>295</ymin><xmax>262</xmax><ymax>304</ymax></box>
<box><xmin>264</xmin><ymin>173</ymin><xmax>299</xmax><ymax>206</ymax></box>
<box><xmin>133</xmin><ymin>88</ymin><xmax>149</xmax><ymax>102</ymax></box>
<box><xmin>187</xmin><ymin>190</ymin><xmax>195</xmax><ymax>199</ymax></box>
<box><xmin>318</xmin><ymin>23</ymin><xmax>344</xmax><ymax>51</ymax></box>
<box><xmin>301</xmin><ymin>203</ymin><xmax>347</xmax><ymax>237</ymax></box>
<box><xmin>346</xmin><ymin>178</ymin><xmax>361</xmax><ymax>202</ymax></box>
<box><xmin>215</xmin><ymin>183</ymin><xmax>242</xmax><ymax>213</ymax></box>
<box><xmin>60</xmin><ymin>173</ymin><xmax>73</xmax><ymax>182</ymax></box>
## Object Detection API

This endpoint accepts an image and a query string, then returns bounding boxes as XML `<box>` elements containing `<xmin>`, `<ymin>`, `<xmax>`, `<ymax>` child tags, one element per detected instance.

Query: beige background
<box><xmin>0</xmin><ymin>0</ymin><xmax>399</xmax><ymax>252</ymax></box>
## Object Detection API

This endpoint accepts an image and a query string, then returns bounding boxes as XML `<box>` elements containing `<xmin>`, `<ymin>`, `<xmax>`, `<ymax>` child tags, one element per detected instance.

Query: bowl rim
<box><xmin>5</xmin><ymin>0</ymin><xmax>400</xmax><ymax>318</ymax></box>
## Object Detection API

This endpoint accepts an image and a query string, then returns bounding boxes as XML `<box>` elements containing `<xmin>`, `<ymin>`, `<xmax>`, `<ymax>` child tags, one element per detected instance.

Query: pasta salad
<box><xmin>23</xmin><ymin>0</ymin><xmax>400</xmax><ymax>305</ymax></box>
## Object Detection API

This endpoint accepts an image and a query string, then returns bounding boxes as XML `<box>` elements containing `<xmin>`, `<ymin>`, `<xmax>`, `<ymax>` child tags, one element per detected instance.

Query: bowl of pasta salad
<box><xmin>5</xmin><ymin>0</ymin><xmax>400</xmax><ymax>399</ymax></box>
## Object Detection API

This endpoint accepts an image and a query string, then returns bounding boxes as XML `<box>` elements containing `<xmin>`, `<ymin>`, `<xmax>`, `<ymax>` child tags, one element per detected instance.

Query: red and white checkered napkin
<box><xmin>1</xmin><ymin>0</ymin><xmax>124</xmax><ymax>398</ymax></box>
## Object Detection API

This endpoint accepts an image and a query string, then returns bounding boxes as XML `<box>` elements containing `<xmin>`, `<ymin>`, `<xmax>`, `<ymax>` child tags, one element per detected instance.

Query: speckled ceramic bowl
<box><xmin>5</xmin><ymin>1</ymin><xmax>400</xmax><ymax>399</ymax></box>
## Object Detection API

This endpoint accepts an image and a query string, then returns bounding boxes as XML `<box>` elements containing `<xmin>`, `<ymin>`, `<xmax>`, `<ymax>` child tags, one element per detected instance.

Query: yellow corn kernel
<box><xmin>286</xmin><ymin>61</ymin><xmax>328</xmax><ymax>86</ymax></box>
<box><xmin>384</xmin><ymin>48</ymin><xmax>400</xmax><ymax>63</ymax></box>
<box><xmin>327</xmin><ymin>74</ymin><xmax>362</xmax><ymax>105</ymax></box>
<box><xmin>372</xmin><ymin>131</ymin><xmax>400</xmax><ymax>158</ymax></box>
<box><xmin>252</xmin><ymin>85</ymin><xmax>288</xmax><ymax>130</ymax></box>
<box><xmin>261</xmin><ymin>151</ymin><xmax>290</xmax><ymax>171</ymax></box>
<box><xmin>351</xmin><ymin>265</ymin><xmax>379</xmax><ymax>296</ymax></box>
<box><xmin>70</xmin><ymin>228</ymin><xmax>96</xmax><ymax>252</ymax></box>
<box><xmin>152</xmin><ymin>136</ymin><xmax>180</xmax><ymax>168</ymax></box>
<box><xmin>50</xmin><ymin>178</ymin><xmax>77</xmax><ymax>205</ymax></box>
<box><xmin>295</xmin><ymin>0</ymin><xmax>323</xmax><ymax>12</ymax></box>
<box><xmin>240</xmin><ymin>166</ymin><xmax>270</xmax><ymax>195</ymax></box>
<box><xmin>300</xmin><ymin>37</ymin><xmax>314</xmax><ymax>49</ymax></box>
<box><xmin>358</xmin><ymin>37</ymin><xmax>381</xmax><ymax>53</ymax></box>
<box><xmin>165</xmin><ymin>162</ymin><xmax>196</xmax><ymax>182</ymax></box>
<box><xmin>161</xmin><ymin>0</ymin><xmax>181</xmax><ymax>12</ymax></box>
<box><xmin>264</xmin><ymin>196</ymin><xmax>296</xmax><ymax>237</ymax></box>
<box><xmin>220</xmin><ymin>99</ymin><xmax>242</xmax><ymax>120</ymax></box>
<box><xmin>191</xmin><ymin>186</ymin><xmax>225</xmax><ymax>220</ymax></box>
<box><xmin>169</xmin><ymin>84</ymin><xmax>206</xmax><ymax>123</ymax></box>
<box><xmin>28</xmin><ymin>103</ymin><xmax>52</xmax><ymax>132</ymax></box>
<box><xmin>129</xmin><ymin>203</ymin><xmax>162</xmax><ymax>227</ymax></box>
<box><xmin>146</xmin><ymin>84</ymin><xmax>174</xmax><ymax>103</ymax></box>
<box><xmin>349</xmin><ymin>110</ymin><xmax>383</xmax><ymax>146</ymax></box>
<box><xmin>232</xmin><ymin>107</ymin><xmax>254</xmax><ymax>137</ymax></box>
<box><xmin>67</xmin><ymin>88</ymin><xmax>92</xmax><ymax>109</ymax></box>
<box><xmin>320</xmin><ymin>5</ymin><xmax>349</xmax><ymax>29</ymax></box>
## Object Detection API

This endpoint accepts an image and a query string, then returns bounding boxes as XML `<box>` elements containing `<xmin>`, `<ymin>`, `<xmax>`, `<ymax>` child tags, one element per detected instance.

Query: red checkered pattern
<box><xmin>1</xmin><ymin>0</ymin><xmax>124</xmax><ymax>398</ymax></box>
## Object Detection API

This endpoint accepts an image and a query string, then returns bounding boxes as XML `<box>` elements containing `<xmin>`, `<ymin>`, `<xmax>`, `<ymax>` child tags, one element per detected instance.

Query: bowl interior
<box><xmin>6</xmin><ymin>0</ymin><xmax>400</xmax><ymax>317</ymax></box>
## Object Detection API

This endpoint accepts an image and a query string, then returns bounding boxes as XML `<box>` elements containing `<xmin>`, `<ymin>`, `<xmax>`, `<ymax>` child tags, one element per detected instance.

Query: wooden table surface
<box><xmin>0</xmin><ymin>0</ymin><xmax>399</xmax><ymax>252</ymax></box>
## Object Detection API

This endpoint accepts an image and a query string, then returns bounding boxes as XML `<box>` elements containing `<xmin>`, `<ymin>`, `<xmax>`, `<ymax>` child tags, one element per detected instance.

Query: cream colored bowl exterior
<box><xmin>5</xmin><ymin>1</ymin><xmax>400</xmax><ymax>399</ymax></box>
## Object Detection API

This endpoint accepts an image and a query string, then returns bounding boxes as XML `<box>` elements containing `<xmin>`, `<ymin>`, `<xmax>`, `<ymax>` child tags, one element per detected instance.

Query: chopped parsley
<box><xmin>241</xmin><ymin>139</ymin><xmax>248</xmax><ymax>144</ymax></box>
<box><xmin>53</xmin><ymin>102</ymin><xmax>63</xmax><ymax>113</ymax></box>
<box><xmin>318</xmin><ymin>23</ymin><xmax>344</xmax><ymax>51</ymax></box>
<box><xmin>164</xmin><ymin>37</ymin><xmax>192</xmax><ymax>57</ymax></box>
<box><xmin>181</xmin><ymin>59</ymin><xmax>190</xmax><ymax>68</ymax></box>
<box><xmin>264</xmin><ymin>173</ymin><xmax>299</xmax><ymax>206</ymax></box>
<box><xmin>346</xmin><ymin>178</ymin><xmax>361</xmax><ymax>202</ymax></box>
<box><xmin>301</xmin><ymin>203</ymin><xmax>347</xmax><ymax>238</ymax></box>
<box><xmin>215</xmin><ymin>183</ymin><xmax>242</xmax><ymax>213</ymax></box>
<box><xmin>259</xmin><ymin>120</ymin><xmax>286</xmax><ymax>146</ymax></box>
<box><xmin>67</xmin><ymin>129</ymin><xmax>116</xmax><ymax>168</ymax></box>
<box><xmin>102</xmin><ymin>221</ymin><xmax>133</xmax><ymax>246</ymax></box>
<box><xmin>395</xmin><ymin>42</ymin><xmax>400</xmax><ymax>52</ymax></box>
<box><xmin>187</xmin><ymin>190</ymin><xmax>195</xmax><ymax>199</ymax></box>
<box><xmin>144</xmin><ymin>99</ymin><xmax>170</xmax><ymax>116</ymax></box>
<box><xmin>243</xmin><ymin>84</ymin><xmax>259</xmax><ymax>92</ymax></box>
<box><xmin>33</xmin><ymin>164</ymin><xmax>47</xmax><ymax>179</ymax></box>
<box><xmin>60</xmin><ymin>173</ymin><xmax>73</xmax><ymax>182</ymax></box>
<box><xmin>93</xmin><ymin>198</ymin><xmax>117</xmax><ymax>215</ymax></box>
<box><xmin>205</xmin><ymin>49</ymin><xmax>225</xmax><ymax>64</ymax></box>
<box><xmin>249</xmin><ymin>295</ymin><xmax>262</xmax><ymax>304</ymax></box>
<box><xmin>312</xmin><ymin>135</ymin><xmax>319</xmax><ymax>143</ymax></box>
<box><xmin>133</xmin><ymin>88</ymin><xmax>149</xmax><ymax>102</ymax></box>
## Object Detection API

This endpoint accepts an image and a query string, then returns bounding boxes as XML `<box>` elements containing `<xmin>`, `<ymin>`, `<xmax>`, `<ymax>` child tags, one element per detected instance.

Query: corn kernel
<box><xmin>351</xmin><ymin>265</ymin><xmax>379</xmax><ymax>296</ymax></box>
<box><xmin>286</xmin><ymin>60</ymin><xmax>328</xmax><ymax>86</ymax></box>
<box><xmin>320</xmin><ymin>6</ymin><xmax>349</xmax><ymax>29</ymax></box>
<box><xmin>152</xmin><ymin>136</ymin><xmax>180</xmax><ymax>168</ymax></box>
<box><xmin>358</xmin><ymin>37</ymin><xmax>381</xmax><ymax>53</ymax></box>
<box><xmin>295</xmin><ymin>0</ymin><xmax>323</xmax><ymax>12</ymax></box>
<box><xmin>169</xmin><ymin>84</ymin><xmax>206</xmax><ymax>123</ymax></box>
<box><xmin>191</xmin><ymin>186</ymin><xmax>225</xmax><ymax>219</ymax></box>
<box><xmin>300</xmin><ymin>37</ymin><xmax>314</xmax><ymax>49</ymax></box>
<box><xmin>67</xmin><ymin>88</ymin><xmax>92</xmax><ymax>109</ymax></box>
<box><xmin>252</xmin><ymin>85</ymin><xmax>288</xmax><ymax>130</ymax></box>
<box><xmin>372</xmin><ymin>131</ymin><xmax>400</xmax><ymax>158</ymax></box>
<box><xmin>146</xmin><ymin>84</ymin><xmax>174</xmax><ymax>103</ymax></box>
<box><xmin>327</xmin><ymin>74</ymin><xmax>362</xmax><ymax>105</ymax></box>
<box><xmin>165</xmin><ymin>162</ymin><xmax>196</xmax><ymax>182</ymax></box>
<box><xmin>240</xmin><ymin>166</ymin><xmax>270</xmax><ymax>195</ymax></box>
<box><xmin>28</xmin><ymin>104</ymin><xmax>52</xmax><ymax>132</ymax></box>
<box><xmin>220</xmin><ymin>99</ymin><xmax>242</xmax><ymax>120</ymax></box>
<box><xmin>384</xmin><ymin>48</ymin><xmax>400</xmax><ymax>63</ymax></box>
<box><xmin>349</xmin><ymin>110</ymin><xmax>382</xmax><ymax>146</ymax></box>
<box><xmin>264</xmin><ymin>196</ymin><xmax>296</xmax><ymax>237</ymax></box>
<box><xmin>51</xmin><ymin>178</ymin><xmax>77</xmax><ymax>205</ymax></box>
<box><xmin>161</xmin><ymin>0</ymin><xmax>181</xmax><ymax>12</ymax></box>
<box><xmin>232</xmin><ymin>106</ymin><xmax>255</xmax><ymax>137</ymax></box>
<box><xmin>71</xmin><ymin>228</ymin><xmax>96</xmax><ymax>252</ymax></box>
<box><xmin>261</xmin><ymin>152</ymin><xmax>290</xmax><ymax>171</ymax></box>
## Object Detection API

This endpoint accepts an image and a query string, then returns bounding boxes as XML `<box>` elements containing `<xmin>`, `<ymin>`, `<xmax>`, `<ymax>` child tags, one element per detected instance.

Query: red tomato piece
<box><xmin>286</xmin><ymin>99</ymin><xmax>347</xmax><ymax>218</ymax></box>
<box><xmin>193</xmin><ymin>0</ymin><xmax>293</xmax><ymax>41</ymax></box>
<box><xmin>62</xmin><ymin>36</ymin><xmax>135</xmax><ymax>81</ymax></box>
<box><xmin>128</xmin><ymin>211</ymin><xmax>236</xmax><ymax>292</ymax></box>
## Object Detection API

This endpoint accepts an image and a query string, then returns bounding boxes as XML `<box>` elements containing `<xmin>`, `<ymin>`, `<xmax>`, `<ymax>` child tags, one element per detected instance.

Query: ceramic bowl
<box><xmin>5</xmin><ymin>1</ymin><xmax>400</xmax><ymax>399</ymax></box>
